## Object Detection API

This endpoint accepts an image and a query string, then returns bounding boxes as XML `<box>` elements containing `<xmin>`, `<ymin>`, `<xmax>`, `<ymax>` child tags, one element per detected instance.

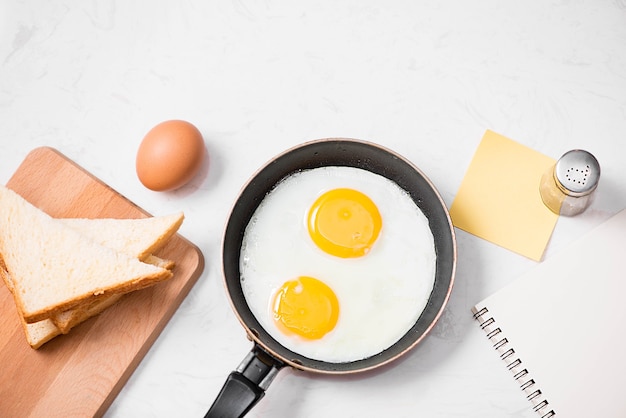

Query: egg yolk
<box><xmin>272</xmin><ymin>276</ymin><xmax>339</xmax><ymax>340</ymax></box>
<box><xmin>307</xmin><ymin>188</ymin><xmax>382</xmax><ymax>258</ymax></box>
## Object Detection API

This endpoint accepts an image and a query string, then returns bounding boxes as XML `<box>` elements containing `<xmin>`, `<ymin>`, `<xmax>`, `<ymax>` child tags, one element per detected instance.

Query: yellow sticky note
<box><xmin>450</xmin><ymin>130</ymin><xmax>558</xmax><ymax>261</ymax></box>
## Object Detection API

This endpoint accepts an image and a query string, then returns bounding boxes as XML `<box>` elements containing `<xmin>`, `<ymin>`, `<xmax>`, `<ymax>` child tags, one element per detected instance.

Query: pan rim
<box><xmin>220</xmin><ymin>137</ymin><xmax>457</xmax><ymax>374</ymax></box>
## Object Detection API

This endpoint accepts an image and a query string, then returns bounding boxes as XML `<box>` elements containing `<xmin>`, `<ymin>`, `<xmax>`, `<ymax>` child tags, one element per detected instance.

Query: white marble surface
<box><xmin>2</xmin><ymin>1</ymin><xmax>626</xmax><ymax>417</ymax></box>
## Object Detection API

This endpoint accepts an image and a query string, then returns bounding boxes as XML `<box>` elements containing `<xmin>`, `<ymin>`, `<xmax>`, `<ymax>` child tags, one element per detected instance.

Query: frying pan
<box><xmin>206</xmin><ymin>138</ymin><xmax>456</xmax><ymax>417</ymax></box>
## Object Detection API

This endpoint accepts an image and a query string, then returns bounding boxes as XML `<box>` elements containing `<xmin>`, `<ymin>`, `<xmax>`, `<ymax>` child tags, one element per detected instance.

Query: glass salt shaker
<box><xmin>539</xmin><ymin>149</ymin><xmax>600</xmax><ymax>216</ymax></box>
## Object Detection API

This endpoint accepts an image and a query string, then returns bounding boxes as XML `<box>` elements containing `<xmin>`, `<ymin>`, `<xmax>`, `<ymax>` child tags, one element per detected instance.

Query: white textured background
<box><xmin>1</xmin><ymin>1</ymin><xmax>625</xmax><ymax>417</ymax></box>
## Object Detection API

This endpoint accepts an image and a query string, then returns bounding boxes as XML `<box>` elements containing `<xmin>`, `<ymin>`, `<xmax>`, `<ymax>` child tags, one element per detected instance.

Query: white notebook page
<box><xmin>472</xmin><ymin>209</ymin><xmax>626</xmax><ymax>417</ymax></box>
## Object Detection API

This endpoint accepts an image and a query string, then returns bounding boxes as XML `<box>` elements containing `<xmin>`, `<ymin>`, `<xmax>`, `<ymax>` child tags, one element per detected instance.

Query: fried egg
<box><xmin>240</xmin><ymin>166</ymin><xmax>436</xmax><ymax>363</ymax></box>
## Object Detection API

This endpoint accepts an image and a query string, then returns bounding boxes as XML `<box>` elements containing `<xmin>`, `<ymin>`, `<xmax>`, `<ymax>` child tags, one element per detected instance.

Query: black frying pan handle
<box><xmin>205</xmin><ymin>345</ymin><xmax>285</xmax><ymax>418</ymax></box>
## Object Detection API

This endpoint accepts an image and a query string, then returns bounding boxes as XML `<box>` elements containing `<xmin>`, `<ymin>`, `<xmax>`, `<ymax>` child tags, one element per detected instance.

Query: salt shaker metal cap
<box><xmin>539</xmin><ymin>149</ymin><xmax>600</xmax><ymax>216</ymax></box>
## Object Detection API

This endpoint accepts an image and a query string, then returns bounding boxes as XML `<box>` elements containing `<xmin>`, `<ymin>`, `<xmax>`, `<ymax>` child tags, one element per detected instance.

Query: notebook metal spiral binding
<box><xmin>472</xmin><ymin>307</ymin><xmax>556</xmax><ymax>418</ymax></box>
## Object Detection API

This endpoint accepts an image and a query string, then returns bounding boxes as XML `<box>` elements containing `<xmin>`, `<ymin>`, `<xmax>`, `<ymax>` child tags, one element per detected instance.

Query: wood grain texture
<box><xmin>0</xmin><ymin>147</ymin><xmax>205</xmax><ymax>418</ymax></box>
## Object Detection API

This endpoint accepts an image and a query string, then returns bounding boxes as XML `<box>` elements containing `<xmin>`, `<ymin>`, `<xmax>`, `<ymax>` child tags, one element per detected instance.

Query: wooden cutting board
<box><xmin>0</xmin><ymin>147</ymin><xmax>205</xmax><ymax>418</ymax></box>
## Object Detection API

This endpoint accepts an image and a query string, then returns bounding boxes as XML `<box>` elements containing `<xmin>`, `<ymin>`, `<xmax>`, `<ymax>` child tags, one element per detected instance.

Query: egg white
<box><xmin>240</xmin><ymin>166</ymin><xmax>436</xmax><ymax>363</ymax></box>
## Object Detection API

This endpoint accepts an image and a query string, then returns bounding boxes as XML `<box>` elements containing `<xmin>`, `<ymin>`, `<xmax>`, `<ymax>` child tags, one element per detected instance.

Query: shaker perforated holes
<box><xmin>565</xmin><ymin>165</ymin><xmax>590</xmax><ymax>187</ymax></box>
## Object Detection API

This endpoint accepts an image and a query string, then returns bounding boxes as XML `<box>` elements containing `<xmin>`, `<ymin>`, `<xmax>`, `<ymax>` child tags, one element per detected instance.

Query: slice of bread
<box><xmin>3</xmin><ymin>255</ymin><xmax>173</xmax><ymax>348</ymax></box>
<box><xmin>0</xmin><ymin>213</ymin><xmax>180</xmax><ymax>339</ymax></box>
<box><xmin>9</xmin><ymin>210</ymin><xmax>182</xmax><ymax>347</ymax></box>
<box><xmin>49</xmin><ymin>214</ymin><xmax>183</xmax><ymax>333</ymax></box>
<box><xmin>23</xmin><ymin>318</ymin><xmax>60</xmax><ymax>350</ymax></box>
<box><xmin>0</xmin><ymin>189</ymin><xmax>183</xmax><ymax>348</ymax></box>
<box><xmin>0</xmin><ymin>185</ymin><xmax>173</xmax><ymax>323</ymax></box>
<box><xmin>52</xmin><ymin>255</ymin><xmax>174</xmax><ymax>334</ymax></box>
<box><xmin>59</xmin><ymin>213</ymin><xmax>183</xmax><ymax>261</ymax></box>
<box><xmin>54</xmin><ymin>294</ymin><xmax>123</xmax><ymax>333</ymax></box>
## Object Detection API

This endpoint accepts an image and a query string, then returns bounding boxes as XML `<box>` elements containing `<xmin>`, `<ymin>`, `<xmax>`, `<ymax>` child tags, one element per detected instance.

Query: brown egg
<box><xmin>136</xmin><ymin>120</ymin><xmax>205</xmax><ymax>191</ymax></box>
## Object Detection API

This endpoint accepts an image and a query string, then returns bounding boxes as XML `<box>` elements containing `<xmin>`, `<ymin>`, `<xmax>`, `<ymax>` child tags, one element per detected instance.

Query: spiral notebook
<box><xmin>472</xmin><ymin>208</ymin><xmax>626</xmax><ymax>417</ymax></box>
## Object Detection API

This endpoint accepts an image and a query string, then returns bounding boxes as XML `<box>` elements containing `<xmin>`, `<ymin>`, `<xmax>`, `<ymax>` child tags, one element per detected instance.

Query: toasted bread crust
<box><xmin>52</xmin><ymin>256</ymin><xmax>174</xmax><ymax>333</ymax></box>
<box><xmin>19</xmin><ymin>268</ymin><xmax>173</xmax><ymax>324</ymax></box>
